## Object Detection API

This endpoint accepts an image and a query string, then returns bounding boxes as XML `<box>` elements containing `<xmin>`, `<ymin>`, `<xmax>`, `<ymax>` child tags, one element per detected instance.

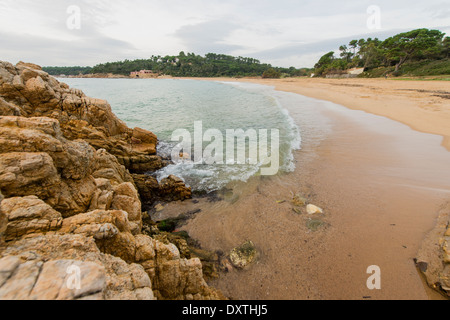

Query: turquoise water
<box><xmin>61</xmin><ymin>78</ymin><xmax>301</xmax><ymax>191</ymax></box>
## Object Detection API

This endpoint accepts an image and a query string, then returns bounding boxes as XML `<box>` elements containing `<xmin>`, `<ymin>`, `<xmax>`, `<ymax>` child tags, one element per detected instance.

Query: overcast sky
<box><xmin>0</xmin><ymin>0</ymin><xmax>449</xmax><ymax>68</ymax></box>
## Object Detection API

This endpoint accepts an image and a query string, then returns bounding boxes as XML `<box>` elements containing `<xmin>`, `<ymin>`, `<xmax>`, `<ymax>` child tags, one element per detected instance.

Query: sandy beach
<box><xmin>160</xmin><ymin>77</ymin><xmax>450</xmax><ymax>300</ymax></box>
<box><xmin>197</xmin><ymin>77</ymin><xmax>450</xmax><ymax>151</ymax></box>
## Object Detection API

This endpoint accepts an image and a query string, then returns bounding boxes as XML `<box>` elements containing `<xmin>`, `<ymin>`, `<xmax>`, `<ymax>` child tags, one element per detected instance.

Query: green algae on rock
<box><xmin>229</xmin><ymin>241</ymin><xmax>259</xmax><ymax>269</ymax></box>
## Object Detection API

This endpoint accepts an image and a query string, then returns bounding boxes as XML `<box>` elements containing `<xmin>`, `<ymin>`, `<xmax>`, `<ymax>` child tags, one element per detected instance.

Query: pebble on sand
<box><xmin>306</xmin><ymin>204</ymin><xmax>324</xmax><ymax>215</ymax></box>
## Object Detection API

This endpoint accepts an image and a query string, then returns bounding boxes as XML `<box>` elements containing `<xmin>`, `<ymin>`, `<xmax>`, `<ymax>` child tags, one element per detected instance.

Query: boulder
<box><xmin>132</xmin><ymin>127</ymin><xmax>157</xmax><ymax>155</ymax></box>
<box><xmin>416</xmin><ymin>208</ymin><xmax>450</xmax><ymax>297</ymax></box>
<box><xmin>132</xmin><ymin>173</ymin><xmax>192</xmax><ymax>206</ymax></box>
<box><xmin>0</xmin><ymin>196</ymin><xmax>62</xmax><ymax>241</ymax></box>
<box><xmin>0</xmin><ymin>234</ymin><xmax>156</xmax><ymax>300</ymax></box>
<box><xmin>159</xmin><ymin>175</ymin><xmax>192</xmax><ymax>202</ymax></box>
<box><xmin>229</xmin><ymin>241</ymin><xmax>258</xmax><ymax>269</ymax></box>
<box><xmin>131</xmin><ymin>174</ymin><xmax>160</xmax><ymax>204</ymax></box>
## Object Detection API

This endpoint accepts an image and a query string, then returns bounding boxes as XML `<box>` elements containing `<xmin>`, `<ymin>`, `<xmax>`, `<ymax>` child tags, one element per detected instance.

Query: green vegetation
<box><xmin>44</xmin><ymin>28</ymin><xmax>448</xmax><ymax>79</ymax></box>
<box><xmin>314</xmin><ymin>28</ymin><xmax>449</xmax><ymax>78</ymax></box>
<box><xmin>42</xmin><ymin>66</ymin><xmax>92</xmax><ymax>76</ymax></box>
<box><xmin>262</xmin><ymin>67</ymin><xmax>282</xmax><ymax>78</ymax></box>
<box><xmin>44</xmin><ymin>52</ymin><xmax>313</xmax><ymax>78</ymax></box>
<box><xmin>361</xmin><ymin>59</ymin><xmax>450</xmax><ymax>78</ymax></box>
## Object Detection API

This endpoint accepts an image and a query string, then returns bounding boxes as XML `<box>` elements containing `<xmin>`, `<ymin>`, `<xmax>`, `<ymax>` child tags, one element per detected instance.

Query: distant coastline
<box><xmin>57</xmin><ymin>73</ymin><xmax>175</xmax><ymax>79</ymax></box>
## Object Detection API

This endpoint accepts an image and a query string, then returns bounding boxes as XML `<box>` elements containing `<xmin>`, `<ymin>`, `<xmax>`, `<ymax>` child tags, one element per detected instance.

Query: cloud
<box><xmin>250</xmin><ymin>26</ymin><xmax>450</xmax><ymax>67</ymax></box>
<box><xmin>0</xmin><ymin>31</ymin><xmax>136</xmax><ymax>66</ymax></box>
<box><xmin>174</xmin><ymin>20</ymin><xmax>245</xmax><ymax>54</ymax></box>
<box><xmin>0</xmin><ymin>0</ymin><xmax>137</xmax><ymax>66</ymax></box>
<box><xmin>0</xmin><ymin>0</ymin><xmax>449</xmax><ymax>67</ymax></box>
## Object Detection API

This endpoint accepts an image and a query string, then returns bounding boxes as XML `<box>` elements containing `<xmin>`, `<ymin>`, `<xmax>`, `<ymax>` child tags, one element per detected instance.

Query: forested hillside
<box><xmin>314</xmin><ymin>28</ymin><xmax>449</xmax><ymax>77</ymax></box>
<box><xmin>44</xmin><ymin>52</ymin><xmax>311</xmax><ymax>78</ymax></box>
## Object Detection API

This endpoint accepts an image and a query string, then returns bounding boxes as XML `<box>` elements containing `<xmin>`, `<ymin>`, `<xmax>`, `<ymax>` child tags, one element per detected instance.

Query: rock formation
<box><xmin>0</xmin><ymin>61</ymin><xmax>163</xmax><ymax>173</ymax></box>
<box><xmin>132</xmin><ymin>174</ymin><xmax>192</xmax><ymax>206</ymax></box>
<box><xmin>416</xmin><ymin>205</ymin><xmax>450</xmax><ymax>298</ymax></box>
<box><xmin>0</xmin><ymin>61</ymin><xmax>221</xmax><ymax>300</ymax></box>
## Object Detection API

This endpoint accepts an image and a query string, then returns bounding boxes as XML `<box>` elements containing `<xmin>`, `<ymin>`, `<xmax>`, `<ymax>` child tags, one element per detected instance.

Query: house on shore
<box><xmin>130</xmin><ymin>70</ymin><xmax>159</xmax><ymax>78</ymax></box>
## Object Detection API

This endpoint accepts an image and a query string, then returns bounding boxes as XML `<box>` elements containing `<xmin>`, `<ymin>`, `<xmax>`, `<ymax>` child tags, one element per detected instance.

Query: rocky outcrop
<box><xmin>132</xmin><ymin>174</ymin><xmax>192</xmax><ymax>206</ymax></box>
<box><xmin>0</xmin><ymin>196</ymin><xmax>62</xmax><ymax>242</ymax></box>
<box><xmin>0</xmin><ymin>61</ymin><xmax>162</xmax><ymax>174</ymax></box>
<box><xmin>0</xmin><ymin>234</ymin><xmax>154</xmax><ymax>300</ymax></box>
<box><xmin>0</xmin><ymin>116</ymin><xmax>136</xmax><ymax>217</ymax></box>
<box><xmin>0</xmin><ymin>61</ymin><xmax>218</xmax><ymax>300</ymax></box>
<box><xmin>416</xmin><ymin>205</ymin><xmax>450</xmax><ymax>298</ymax></box>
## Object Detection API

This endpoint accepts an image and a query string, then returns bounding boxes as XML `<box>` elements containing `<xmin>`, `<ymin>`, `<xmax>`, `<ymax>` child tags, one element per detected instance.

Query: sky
<box><xmin>0</xmin><ymin>0</ymin><xmax>449</xmax><ymax>68</ymax></box>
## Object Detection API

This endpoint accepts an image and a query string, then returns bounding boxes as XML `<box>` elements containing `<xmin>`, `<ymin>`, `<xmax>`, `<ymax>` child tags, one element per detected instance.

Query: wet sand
<box><xmin>161</xmin><ymin>79</ymin><xmax>450</xmax><ymax>300</ymax></box>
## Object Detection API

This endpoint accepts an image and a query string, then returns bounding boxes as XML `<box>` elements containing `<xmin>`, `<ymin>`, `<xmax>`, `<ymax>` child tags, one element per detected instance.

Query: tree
<box><xmin>442</xmin><ymin>36</ymin><xmax>450</xmax><ymax>59</ymax></box>
<box><xmin>262</xmin><ymin>68</ymin><xmax>281</xmax><ymax>78</ymax></box>
<box><xmin>382</xmin><ymin>28</ymin><xmax>445</xmax><ymax>72</ymax></box>
<box><xmin>358</xmin><ymin>38</ymin><xmax>382</xmax><ymax>69</ymax></box>
<box><xmin>70</xmin><ymin>52</ymin><xmax>301</xmax><ymax>78</ymax></box>
<box><xmin>314</xmin><ymin>51</ymin><xmax>335</xmax><ymax>75</ymax></box>
<box><xmin>339</xmin><ymin>45</ymin><xmax>352</xmax><ymax>62</ymax></box>
<box><xmin>349</xmin><ymin>40</ymin><xmax>358</xmax><ymax>57</ymax></box>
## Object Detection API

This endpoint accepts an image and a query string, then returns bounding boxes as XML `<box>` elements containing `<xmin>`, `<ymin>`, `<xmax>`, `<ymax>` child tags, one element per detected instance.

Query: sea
<box><xmin>60</xmin><ymin>78</ymin><xmax>302</xmax><ymax>192</ymax></box>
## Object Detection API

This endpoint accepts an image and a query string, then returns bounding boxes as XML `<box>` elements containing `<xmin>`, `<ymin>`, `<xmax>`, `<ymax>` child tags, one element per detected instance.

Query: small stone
<box><xmin>306</xmin><ymin>204</ymin><xmax>323</xmax><ymax>215</ymax></box>
<box><xmin>154</xmin><ymin>204</ymin><xmax>165</xmax><ymax>212</ymax></box>
<box><xmin>292</xmin><ymin>194</ymin><xmax>307</xmax><ymax>207</ymax></box>
<box><xmin>229</xmin><ymin>241</ymin><xmax>258</xmax><ymax>269</ymax></box>
<box><xmin>306</xmin><ymin>219</ymin><xmax>324</xmax><ymax>232</ymax></box>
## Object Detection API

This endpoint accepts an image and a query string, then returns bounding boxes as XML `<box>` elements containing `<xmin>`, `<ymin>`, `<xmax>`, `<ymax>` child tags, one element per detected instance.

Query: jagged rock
<box><xmin>135</xmin><ymin>234</ymin><xmax>156</xmax><ymax>263</ymax></box>
<box><xmin>155</xmin><ymin>258</ymin><xmax>205</xmax><ymax>299</ymax></box>
<box><xmin>0</xmin><ymin>196</ymin><xmax>62</xmax><ymax>241</ymax></box>
<box><xmin>159</xmin><ymin>175</ymin><xmax>192</xmax><ymax>202</ymax></box>
<box><xmin>0</xmin><ymin>258</ymin><xmax>106</xmax><ymax>300</ymax></box>
<box><xmin>111</xmin><ymin>182</ymin><xmax>142</xmax><ymax>234</ymax></box>
<box><xmin>88</xmin><ymin>187</ymin><xmax>114</xmax><ymax>212</ymax></box>
<box><xmin>0</xmin><ymin>116</ymin><xmax>99</xmax><ymax>216</ymax></box>
<box><xmin>60</xmin><ymin>210</ymin><xmax>130</xmax><ymax>239</ymax></box>
<box><xmin>92</xmin><ymin>149</ymin><xmax>135</xmax><ymax>186</ymax></box>
<box><xmin>132</xmin><ymin>173</ymin><xmax>192</xmax><ymax>206</ymax></box>
<box><xmin>131</xmin><ymin>174</ymin><xmax>160</xmax><ymax>204</ymax></box>
<box><xmin>0</xmin><ymin>116</ymin><xmax>145</xmax><ymax>221</ymax></box>
<box><xmin>117</xmin><ymin>154</ymin><xmax>165</xmax><ymax>173</ymax></box>
<box><xmin>131</xmin><ymin>127</ymin><xmax>158</xmax><ymax>155</ymax></box>
<box><xmin>0</xmin><ymin>61</ymin><xmax>162</xmax><ymax>174</ymax></box>
<box><xmin>0</xmin><ymin>234</ymin><xmax>155</xmax><ymax>300</ymax></box>
<box><xmin>416</xmin><ymin>207</ymin><xmax>450</xmax><ymax>297</ymax></box>
<box><xmin>0</xmin><ymin>60</ymin><xmax>223</xmax><ymax>301</ymax></box>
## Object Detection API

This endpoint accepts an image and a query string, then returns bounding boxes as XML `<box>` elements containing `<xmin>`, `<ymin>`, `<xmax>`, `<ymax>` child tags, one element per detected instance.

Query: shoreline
<box><xmin>56</xmin><ymin>74</ymin><xmax>450</xmax><ymax>299</ymax></box>
<box><xmin>183</xmin><ymin>77</ymin><xmax>450</xmax><ymax>152</ymax></box>
<box><xmin>159</xmin><ymin>77</ymin><xmax>450</xmax><ymax>299</ymax></box>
